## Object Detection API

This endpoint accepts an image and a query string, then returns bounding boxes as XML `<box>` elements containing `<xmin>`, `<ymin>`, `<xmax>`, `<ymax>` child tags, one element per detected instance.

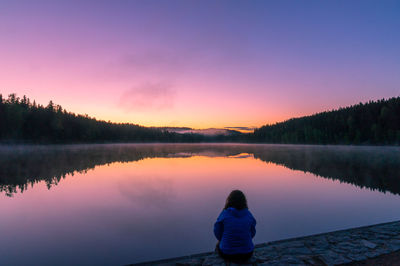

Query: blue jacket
<box><xmin>213</xmin><ymin>207</ymin><xmax>256</xmax><ymax>254</ymax></box>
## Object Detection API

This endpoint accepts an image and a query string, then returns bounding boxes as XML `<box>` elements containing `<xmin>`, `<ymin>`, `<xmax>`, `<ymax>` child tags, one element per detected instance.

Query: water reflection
<box><xmin>117</xmin><ymin>175</ymin><xmax>175</xmax><ymax>209</ymax></box>
<box><xmin>1</xmin><ymin>144</ymin><xmax>400</xmax><ymax>196</ymax></box>
<box><xmin>1</xmin><ymin>144</ymin><xmax>400</xmax><ymax>265</ymax></box>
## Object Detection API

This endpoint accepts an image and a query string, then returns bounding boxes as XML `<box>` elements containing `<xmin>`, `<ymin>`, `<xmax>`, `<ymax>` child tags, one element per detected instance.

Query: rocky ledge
<box><xmin>134</xmin><ymin>220</ymin><xmax>400</xmax><ymax>265</ymax></box>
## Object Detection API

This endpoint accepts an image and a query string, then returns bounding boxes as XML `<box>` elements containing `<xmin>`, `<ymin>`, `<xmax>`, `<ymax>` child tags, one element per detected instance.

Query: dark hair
<box><xmin>224</xmin><ymin>190</ymin><xmax>248</xmax><ymax>210</ymax></box>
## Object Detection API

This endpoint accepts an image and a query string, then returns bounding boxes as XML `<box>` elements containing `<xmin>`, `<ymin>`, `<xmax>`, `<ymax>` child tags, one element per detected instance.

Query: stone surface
<box><xmin>361</xmin><ymin>239</ymin><xmax>377</xmax><ymax>249</ymax></box>
<box><xmin>134</xmin><ymin>220</ymin><xmax>400</xmax><ymax>266</ymax></box>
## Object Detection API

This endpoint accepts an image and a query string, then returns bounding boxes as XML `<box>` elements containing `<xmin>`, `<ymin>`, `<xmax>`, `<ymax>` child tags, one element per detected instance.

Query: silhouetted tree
<box><xmin>1</xmin><ymin>94</ymin><xmax>399</xmax><ymax>145</ymax></box>
<box><xmin>0</xmin><ymin>94</ymin><xmax>242</xmax><ymax>143</ymax></box>
<box><xmin>252</xmin><ymin>97</ymin><xmax>400</xmax><ymax>145</ymax></box>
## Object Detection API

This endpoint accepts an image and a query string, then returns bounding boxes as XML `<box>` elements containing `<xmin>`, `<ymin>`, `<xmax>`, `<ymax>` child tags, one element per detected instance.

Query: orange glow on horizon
<box><xmin>41</xmin><ymin>99</ymin><xmax>300</xmax><ymax>130</ymax></box>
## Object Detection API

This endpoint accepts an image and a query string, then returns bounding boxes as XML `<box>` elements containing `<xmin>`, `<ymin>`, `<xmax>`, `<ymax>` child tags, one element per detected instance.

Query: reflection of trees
<box><xmin>251</xmin><ymin>145</ymin><xmax>400</xmax><ymax>195</ymax></box>
<box><xmin>1</xmin><ymin>144</ymin><xmax>400</xmax><ymax>197</ymax></box>
<box><xmin>0</xmin><ymin>144</ymin><xmax>241</xmax><ymax>196</ymax></box>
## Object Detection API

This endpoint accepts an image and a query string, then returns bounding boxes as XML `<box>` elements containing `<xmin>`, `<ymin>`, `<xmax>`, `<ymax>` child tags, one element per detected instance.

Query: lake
<box><xmin>1</xmin><ymin>143</ymin><xmax>400</xmax><ymax>265</ymax></box>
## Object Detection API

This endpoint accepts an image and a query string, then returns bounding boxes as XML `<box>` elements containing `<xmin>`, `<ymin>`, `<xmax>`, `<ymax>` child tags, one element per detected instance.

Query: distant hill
<box><xmin>163</xmin><ymin>127</ymin><xmax>241</xmax><ymax>136</ymax></box>
<box><xmin>252</xmin><ymin>97</ymin><xmax>400</xmax><ymax>145</ymax></box>
<box><xmin>224</xmin><ymin>126</ymin><xmax>256</xmax><ymax>133</ymax></box>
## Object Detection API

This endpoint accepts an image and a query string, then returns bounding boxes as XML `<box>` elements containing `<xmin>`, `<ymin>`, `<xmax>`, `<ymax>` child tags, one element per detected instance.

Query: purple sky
<box><xmin>1</xmin><ymin>0</ymin><xmax>399</xmax><ymax>128</ymax></box>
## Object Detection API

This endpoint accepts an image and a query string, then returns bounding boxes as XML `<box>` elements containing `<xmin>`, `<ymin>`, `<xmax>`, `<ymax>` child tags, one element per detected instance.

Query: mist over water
<box><xmin>1</xmin><ymin>144</ymin><xmax>400</xmax><ymax>265</ymax></box>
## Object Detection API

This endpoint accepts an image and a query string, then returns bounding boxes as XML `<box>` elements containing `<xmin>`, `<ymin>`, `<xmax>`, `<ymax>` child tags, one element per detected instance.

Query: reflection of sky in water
<box><xmin>1</xmin><ymin>145</ymin><xmax>400</xmax><ymax>265</ymax></box>
<box><xmin>117</xmin><ymin>176</ymin><xmax>175</xmax><ymax>209</ymax></box>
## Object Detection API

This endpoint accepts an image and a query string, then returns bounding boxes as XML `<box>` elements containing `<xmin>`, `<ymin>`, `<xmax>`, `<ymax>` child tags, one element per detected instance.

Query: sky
<box><xmin>1</xmin><ymin>0</ymin><xmax>399</xmax><ymax>129</ymax></box>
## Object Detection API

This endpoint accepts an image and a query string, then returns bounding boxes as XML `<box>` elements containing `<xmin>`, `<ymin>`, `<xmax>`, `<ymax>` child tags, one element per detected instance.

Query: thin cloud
<box><xmin>97</xmin><ymin>51</ymin><xmax>189</xmax><ymax>82</ymax></box>
<box><xmin>118</xmin><ymin>51</ymin><xmax>186</xmax><ymax>77</ymax></box>
<box><xmin>119</xmin><ymin>82</ymin><xmax>176</xmax><ymax>112</ymax></box>
<box><xmin>122</xmin><ymin>52</ymin><xmax>181</xmax><ymax>69</ymax></box>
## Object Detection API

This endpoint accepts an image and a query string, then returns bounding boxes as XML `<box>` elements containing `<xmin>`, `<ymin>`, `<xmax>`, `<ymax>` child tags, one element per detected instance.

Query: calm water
<box><xmin>1</xmin><ymin>144</ymin><xmax>400</xmax><ymax>265</ymax></box>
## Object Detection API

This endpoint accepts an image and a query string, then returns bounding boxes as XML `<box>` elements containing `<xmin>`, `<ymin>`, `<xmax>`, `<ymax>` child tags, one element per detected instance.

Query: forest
<box><xmin>1</xmin><ymin>93</ymin><xmax>400</xmax><ymax>145</ymax></box>
<box><xmin>0</xmin><ymin>93</ymin><xmax>241</xmax><ymax>143</ymax></box>
<box><xmin>252</xmin><ymin>97</ymin><xmax>400</xmax><ymax>145</ymax></box>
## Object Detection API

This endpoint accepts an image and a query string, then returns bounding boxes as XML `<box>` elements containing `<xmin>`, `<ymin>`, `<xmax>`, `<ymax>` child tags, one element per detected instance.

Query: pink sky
<box><xmin>1</xmin><ymin>1</ymin><xmax>399</xmax><ymax>128</ymax></box>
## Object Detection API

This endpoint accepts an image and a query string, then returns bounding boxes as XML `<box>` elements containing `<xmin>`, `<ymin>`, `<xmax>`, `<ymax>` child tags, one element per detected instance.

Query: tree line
<box><xmin>252</xmin><ymin>97</ymin><xmax>400</xmax><ymax>145</ymax></box>
<box><xmin>0</xmin><ymin>93</ymin><xmax>241</xmax><ymax>143</ymax></box>
<box><xmin>1</xmin><ymin>93</ymin><xmax>400</xmax><ymax>145</ymax></box>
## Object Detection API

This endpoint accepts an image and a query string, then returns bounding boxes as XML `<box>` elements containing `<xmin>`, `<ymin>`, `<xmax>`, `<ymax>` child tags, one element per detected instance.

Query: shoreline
<box><xmin>133</xmin><ymin>220</ymin><xmax>400</xmax><ymax>265</ymax></box>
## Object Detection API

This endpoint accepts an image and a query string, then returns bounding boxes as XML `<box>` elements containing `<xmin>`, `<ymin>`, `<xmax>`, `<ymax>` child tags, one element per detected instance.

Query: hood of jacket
<box><xmin>226</xmin><ymin>207</ymin><xmax>248</xmax><ymax>217</ymax></box>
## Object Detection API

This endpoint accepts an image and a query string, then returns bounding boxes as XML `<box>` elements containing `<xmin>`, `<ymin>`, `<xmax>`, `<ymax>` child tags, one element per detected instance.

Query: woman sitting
<box><xmin>214</xmin><ymin>190</ymin><xmax>257</xmax><ymax>262</ymax></box>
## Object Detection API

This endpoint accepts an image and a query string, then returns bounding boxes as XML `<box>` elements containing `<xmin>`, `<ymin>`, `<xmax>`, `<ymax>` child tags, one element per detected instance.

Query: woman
<box><xmin>214</xmin><ymin>190</ymin><xmax>256</xmax><ymax>262</ymax></box>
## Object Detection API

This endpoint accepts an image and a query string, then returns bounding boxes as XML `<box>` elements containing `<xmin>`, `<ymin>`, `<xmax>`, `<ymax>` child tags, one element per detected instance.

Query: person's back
<box><xmin>213</xmin><ymin>190</ymin><xmax>256</xmax><ymax>262</ymax></box>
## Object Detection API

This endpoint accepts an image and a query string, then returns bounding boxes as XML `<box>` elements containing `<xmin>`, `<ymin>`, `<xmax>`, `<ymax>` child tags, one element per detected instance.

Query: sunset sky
<box><xmin>1</xmin><ymin>0</ymin><xmax>399</xmax><ymax>129</ymax></box>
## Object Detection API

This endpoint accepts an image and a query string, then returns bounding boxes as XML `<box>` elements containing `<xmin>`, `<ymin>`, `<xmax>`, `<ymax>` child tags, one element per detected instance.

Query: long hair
<box><xmin>224</xmin><ymin>190</ymin><xmax>248</xmax><ymax>210</ymax></box>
